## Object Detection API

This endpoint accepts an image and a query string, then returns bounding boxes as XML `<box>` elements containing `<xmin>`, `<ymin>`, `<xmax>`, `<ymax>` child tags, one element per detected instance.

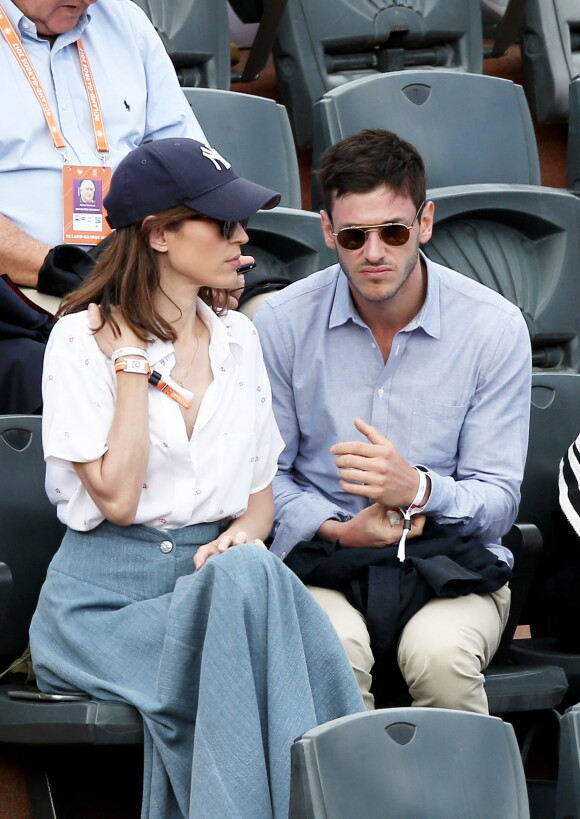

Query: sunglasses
<box><xmin>332</xmin><ymin>201</ymin><xmax>425</xmax><ymax>251</ymax></box>
<box><xmin>189</xmin><ymin>215</ymin><xmax>249</xmax><ymax>240</ymax></box>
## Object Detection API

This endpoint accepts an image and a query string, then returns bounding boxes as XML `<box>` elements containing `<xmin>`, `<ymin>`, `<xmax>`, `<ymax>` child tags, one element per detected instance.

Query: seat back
<box><xmin>0</xmin><ymin>416</ymin><xmax>65</xmax><ymax>666</ymax></box>
<box><xmin>132</xmin><ymin>0</ymin><xmax>231</xmax><ymax>88</ymax></box>
<box><xmin>274</xmin><ymin>0</ymin><xmax>483</xmax><ymax>146</ymax></box>
<box><xmin>312</xmin><ymin>70</ymin><xmax>540</xmax><ymax>206</ymax></box>
<box><xmin>182</xmin><ymin>88</ymin><xmax>302</xmax><ymax>208</ymax></box>
<box><xmin>515</xmin><ymin>374</ymin><xmax>580</xmax><ymax>630</ymax></box>
<box><xmin>289</xmin><ymin>707</ymin><xmax>529</xmax><ymax>818</ymax></box>
<box><xmin>424</xmin><ymin>184</ymin><xmax>580</xmax><ymax>371</ymax></box>
<box><xmin>521</xmin><ymin>0</ymin><xmax>580</xmax><ymax>123</ymax></box>
<box><xmin>568</xmin><ymin>75</ymin><xmax>580</xmax><ymax>191</ymax></box>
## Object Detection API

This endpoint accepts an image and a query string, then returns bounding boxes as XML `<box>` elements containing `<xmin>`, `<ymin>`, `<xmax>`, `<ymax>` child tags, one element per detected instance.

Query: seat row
<box><xmin>134</xmin><ymin>0</ymin><xmax>580</xmax><ymax>140</ymax></box>
<box><xmin>187</xmin><ymin>71</ymin><xmax>580</xmax><ymax>372</ymax></box>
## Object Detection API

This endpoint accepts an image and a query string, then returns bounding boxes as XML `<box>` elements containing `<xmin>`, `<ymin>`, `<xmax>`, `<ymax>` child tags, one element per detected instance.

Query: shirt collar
<box><xmin>4</xmin><ymin>0</ymin><xmax>91</xmax><ymax>45</ymax></box>
<box><xmin>147</xmin><ymin>298</ymin><xmax>240</xmax><ymax>369</ymax></box>
<box><xmin>329</xmin><ymin>251</ymin><xmax>441</xmax><ymax>339</ymax></box>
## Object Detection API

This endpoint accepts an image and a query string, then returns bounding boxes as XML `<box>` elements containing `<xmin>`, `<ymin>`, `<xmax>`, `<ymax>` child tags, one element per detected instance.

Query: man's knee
<box><xmin>396</xmin><ymin>593</ymin><xmax>506</xmax><ymax>713</ymax></box>
<box><xmin>307</xmin><ymin>586</ymin><xmax>375</xmax><ymax>709</ymax></box>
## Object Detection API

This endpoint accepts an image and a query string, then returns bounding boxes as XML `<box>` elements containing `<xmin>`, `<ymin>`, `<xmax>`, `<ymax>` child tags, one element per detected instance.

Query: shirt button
<box><xmin>371</xmin><ymin>342</ymin><xmax>376</xmax><ymax>349</ymax></box>
<box><xmin>378</xmin><ymin>388</ymin><xmax>384</xmax><ymax>398</ymax></box>
<box><xmin>22</xmin><ymin>21</ymin><xmax>29</xmax><ymax>28</ymax></box>
<box><xmin>160</xmin><ymin>540</ymin><xmax>173</xmax><ymax>553</ymax></box>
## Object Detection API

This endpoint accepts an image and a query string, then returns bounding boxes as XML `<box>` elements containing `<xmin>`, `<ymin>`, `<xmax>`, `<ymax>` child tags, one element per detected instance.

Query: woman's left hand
<box><xmin>194</xmin><ymin>529</ymin><xmax>266</xmax><ymax>570</ymax></box>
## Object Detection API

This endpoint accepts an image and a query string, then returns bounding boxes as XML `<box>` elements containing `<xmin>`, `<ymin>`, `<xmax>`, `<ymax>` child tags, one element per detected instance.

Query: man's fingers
<box><xmin>353</xmin><ymin>417</ymin><xmax>388</xmax><ymax>446</ymax></box>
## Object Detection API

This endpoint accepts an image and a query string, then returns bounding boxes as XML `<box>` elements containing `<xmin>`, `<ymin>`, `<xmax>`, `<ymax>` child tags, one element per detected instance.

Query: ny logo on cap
<box><xmin>200</xmin><ymin>145</ymin><xmax>232</xmax><ymax>171</ymax></box>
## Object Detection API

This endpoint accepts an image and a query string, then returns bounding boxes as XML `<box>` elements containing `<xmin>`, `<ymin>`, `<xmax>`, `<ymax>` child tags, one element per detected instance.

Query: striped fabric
<box><xmin>559</xmin><ymin>436</ymin><xmax>580</xmax><ymax>537</ymax></box>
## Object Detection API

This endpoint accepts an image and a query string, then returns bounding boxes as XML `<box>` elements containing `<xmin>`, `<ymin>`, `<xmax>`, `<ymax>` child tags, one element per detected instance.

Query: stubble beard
<box><xmin>340</xmin><ymin>245</ymin><xmax>420</xmax><ymax>305</ymax></box>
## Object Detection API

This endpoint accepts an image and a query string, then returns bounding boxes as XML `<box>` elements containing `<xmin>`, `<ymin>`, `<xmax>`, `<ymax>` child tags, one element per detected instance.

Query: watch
<box><xmin>114</xmin><ymin>357</ymin><xmax>151</xmax><ymax>375</ymax></box>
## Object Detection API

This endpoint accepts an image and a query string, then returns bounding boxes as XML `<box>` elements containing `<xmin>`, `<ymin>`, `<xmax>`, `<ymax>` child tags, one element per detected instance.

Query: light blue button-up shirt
<box><xmin>0</xmin><ymin>0</ymin><xmax>205</xmax><ymax>249</ymax></box>
<box><xmin>253</xmin><ymin>255</ymin><xmax>532</xmax><ymax>565</ymax></box>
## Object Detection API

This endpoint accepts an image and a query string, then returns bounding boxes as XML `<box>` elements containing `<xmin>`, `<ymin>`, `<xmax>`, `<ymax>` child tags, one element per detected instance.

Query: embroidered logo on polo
<box><xmin>200</xmin><ymin>145</ymin><xmax>232</xmax><ymax>171</ymax></box>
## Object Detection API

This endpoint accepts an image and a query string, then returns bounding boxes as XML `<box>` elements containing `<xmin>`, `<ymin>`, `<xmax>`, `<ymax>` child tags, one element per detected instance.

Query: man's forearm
<box><xmin>0</xmin><ymin>214</ymin><xmax>50</xmax><ymax>287</ymax></box>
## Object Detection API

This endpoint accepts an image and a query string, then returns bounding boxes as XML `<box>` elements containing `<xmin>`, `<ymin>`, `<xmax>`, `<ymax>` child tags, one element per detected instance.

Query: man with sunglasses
<box><xmin>253</xmin><ymin>129</ymin><xmax>531</xmax><ymax>713</ymax></box>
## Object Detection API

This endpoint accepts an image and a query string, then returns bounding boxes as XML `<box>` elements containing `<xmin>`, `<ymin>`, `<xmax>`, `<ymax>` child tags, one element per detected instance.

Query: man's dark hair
<box><xmin>318</xmin><ymin>129</ymin><xmax>426</xmax><ymax>218</ymax></box>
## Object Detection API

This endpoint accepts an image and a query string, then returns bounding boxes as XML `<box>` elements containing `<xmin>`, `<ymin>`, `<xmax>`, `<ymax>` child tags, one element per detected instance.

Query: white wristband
<box><xmin>111</xmin><ymin>347</ymin><xmax>148</xmax><ymax>363</ymax></box>
<box><xmin>410</xmin><ymin>466</ymin><xmax>428</xmax><ymax>509</ymax></box>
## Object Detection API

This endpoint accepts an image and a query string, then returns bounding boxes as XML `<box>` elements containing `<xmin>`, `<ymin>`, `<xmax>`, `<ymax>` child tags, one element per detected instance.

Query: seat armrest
<box><xmin>0</xmin><ymin>563</ymin><xmax>12</xmax><ymax>629</ymax></box>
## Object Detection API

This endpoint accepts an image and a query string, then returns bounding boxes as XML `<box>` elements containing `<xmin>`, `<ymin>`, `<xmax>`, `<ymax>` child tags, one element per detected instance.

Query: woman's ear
<box><xmin>146</xmin><ymin>220</ymin><xmax>168</xmax><ymax>253</ymax></box>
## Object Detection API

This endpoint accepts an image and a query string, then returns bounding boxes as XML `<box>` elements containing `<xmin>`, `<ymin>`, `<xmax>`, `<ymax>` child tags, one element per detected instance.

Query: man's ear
<box><xmin>320</xmin><ymin>210</ymin><xmax>337</xmax><ymax>250</ymax></box>
<box><xmin>418</xmin><ymin>200</ymin><xmax>435</xmax><ymax>246</ymax></box>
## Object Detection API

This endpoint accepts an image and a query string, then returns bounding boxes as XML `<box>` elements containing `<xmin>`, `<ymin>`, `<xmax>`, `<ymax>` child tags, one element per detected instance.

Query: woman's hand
<box><xmin>194</xmin><ymin>529</ymin><xmax>266</xmax><ymax>570</ymax></box>
<box><xmin>88</xmin><ymin>303</ymin><xmax>146</xmax><ymax>359</ymax></box>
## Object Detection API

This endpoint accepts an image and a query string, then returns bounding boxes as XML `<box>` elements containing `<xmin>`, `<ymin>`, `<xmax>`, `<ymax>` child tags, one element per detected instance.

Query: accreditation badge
<box><xmin>63</xmin><ymin>164</ymin><xmax>112</xmax><ymax>245</ymax></box>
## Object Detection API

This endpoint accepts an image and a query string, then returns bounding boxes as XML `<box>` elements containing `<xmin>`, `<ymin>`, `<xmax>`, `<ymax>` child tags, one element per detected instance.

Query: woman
<box><xmin>29</xmin><ymin>138</ymin><xmax>364</xmax><ymax>818</ymax></box>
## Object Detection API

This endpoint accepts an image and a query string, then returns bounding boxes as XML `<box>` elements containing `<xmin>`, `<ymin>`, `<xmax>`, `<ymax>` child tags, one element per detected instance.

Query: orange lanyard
<box><xmin>0</xmin><ymin>4</ymin><xmax>109</xmax><ymax>159</ymax></box>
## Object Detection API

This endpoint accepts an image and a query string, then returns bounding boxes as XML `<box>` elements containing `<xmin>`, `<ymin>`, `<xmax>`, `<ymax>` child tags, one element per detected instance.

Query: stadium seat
<box><xmin>312</xmin><ymin>70</ymin><xmax>541</xmax><ymax>204</ymax></box>
<box><xmin>235</xmin><ymin>207</ymin><xmax>336</xmax><ymax>318</ymax></box>
<box><xmin>132</xmin><ymin>0</ymin><xmax>231</xmax><ymax>88</ymax></box>
<box><xmin>289</xmin><ymin>707</ymin><xmax>530</xmax><ymax>818</ymax></box>
<box><xmin>520</xmin><ymin>0</ymin><xmax>580</xmax><ymax>123</ymax></box>
<box><xmin>272</xmin><ymin>0</ymin><xmax>484</xmax><ymax>146</ymax></box>
<box><xmin>568</xmin><ymin>75</ymin><xmax>580</xmax><ymax>191</ymax></box>
<box><xmin>425</xmin><ymin>184</ymin><xmax>580</xmax><ymax>372</ymax></box>
<box><xmin>0</xmin><ymin>416</ymin><xmax>143</xmax><ymax>814</ymax></box>
<box><xmin>311</xmin><ymin>70</ymin><xmax>580</xmax><ymax>370</ymax></box>
<box><xmin>507</xmin><ymin>374</ymin><xmax>580</xmax><ymax>703</ymax></box>
<box><xmin>182</xmin><ymin>87</ymin><xmax>302</xmax><ymax>208</ymax></box>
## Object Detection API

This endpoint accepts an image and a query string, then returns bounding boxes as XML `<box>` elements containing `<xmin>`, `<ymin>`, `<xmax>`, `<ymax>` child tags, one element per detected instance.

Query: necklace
<box><xmin>172</xmin><ymin>317</ymin><xmax>200</xmax><ymax>388</ymax></box>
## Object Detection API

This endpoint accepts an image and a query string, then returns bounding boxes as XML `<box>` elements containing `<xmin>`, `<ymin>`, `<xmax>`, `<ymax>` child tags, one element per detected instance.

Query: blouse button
<box><xmin>160</xmin><ymin>540</ymin><xmax>173</xmax><ymax>554</ymax></box>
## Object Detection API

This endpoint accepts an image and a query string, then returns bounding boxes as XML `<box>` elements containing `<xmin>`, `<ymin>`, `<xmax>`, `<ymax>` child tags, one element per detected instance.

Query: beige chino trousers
<box><xmin>308</xmin><ymin>584</ymin><xmax>511</xmax><ymax>713</ymax></box>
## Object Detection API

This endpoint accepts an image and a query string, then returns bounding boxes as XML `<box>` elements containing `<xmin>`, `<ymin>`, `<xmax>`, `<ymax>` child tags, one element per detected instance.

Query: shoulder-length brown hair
<box><xmin>57</xmin><ymin>205</ymin><xmax>225</xmax><ymax>343</ymax></box>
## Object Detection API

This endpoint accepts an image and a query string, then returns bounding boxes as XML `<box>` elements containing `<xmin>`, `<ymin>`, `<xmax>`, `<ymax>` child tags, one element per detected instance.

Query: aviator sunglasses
<box><xmin>332</xmin><ymin>200</ymin><xmax>425</xmax><ymax>251</ymax></box>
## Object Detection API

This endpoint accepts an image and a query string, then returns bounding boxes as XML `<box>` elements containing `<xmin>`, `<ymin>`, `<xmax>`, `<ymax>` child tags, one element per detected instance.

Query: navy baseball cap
<box><xmin>104</xmin><ymin>138</ymin><xmax>281</xmax><ymax>229</ymax></box>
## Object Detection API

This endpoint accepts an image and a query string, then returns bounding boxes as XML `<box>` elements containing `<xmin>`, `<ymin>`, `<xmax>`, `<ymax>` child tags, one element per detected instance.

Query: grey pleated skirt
<box><xmin>30</xmin><ymin>521</ymin><xmax>364</xmax><ymax>818</ymax></box>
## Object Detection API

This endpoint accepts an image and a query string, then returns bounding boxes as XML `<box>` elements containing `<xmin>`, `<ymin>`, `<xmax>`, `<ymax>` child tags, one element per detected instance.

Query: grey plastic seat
<box><xmin>0</xmin><ymin>416</ymin><xmax>143</xmax><ymax>812</ymax></box>
<box><xmin>568</xmin><ymin>75</ymin><xmax>580</xmax><ymax>191</ymax></box>
<box><xmin>520</xmin><ymin>0</ymin><xmax>580</xmax><ymax>123</ymax></box>
<box><xmin>236</xmin><ymin>206</ymin><xmax>336</xmax><ymax>317</ymax></box>
<box><xmin>132</xmin><ymin>0</ymin><xmax>231</xmax><ymax>88</ymax></box>
<box><xmin>273</xmin><ymin>0</ymin><xmax>483</xmax><ymax>146</ymax></box>
<box><xmin>425</xmin><ymin>183</ymin><xmax>580</xmax><ymax>372</ymax></box>
<box><xmin>507</xmin><ymin>374</ymin><xmax>580</xmax><ymax>702</ymax></box>
<box><xmin>182</xmin><ymin>87</ymin><xmax>302</xmax><ymax>208</ymax></box>
<box><xmin>289</xmin><ymin>707</ymin><xmax>530</xmax><ymax>818</ymax></box>
<box><xmin>312</xmin><ymin>70</ymin><xmax>580</xmax><ymax>369</ymax></box>
<box><xmin>312</xmin><ymin>70</ymin><xmax>541</xmax><ymax>206</ymax></box>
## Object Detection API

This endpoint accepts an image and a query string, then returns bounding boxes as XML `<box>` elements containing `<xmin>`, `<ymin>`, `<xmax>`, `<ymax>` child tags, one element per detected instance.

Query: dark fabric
<box><xmin>0</xmin><ymin>276</ymin><xmax>54</xmax><ymax>413</ymax></box>
<box><xmin>284</xmin><ymin>519</ymin><xmax>512</xmax><ymax>702</ymax></box>
<box><xmin>237</xmin><ymin>268</ymin><xmax>291</xmax><ymax>308</ymax></box>
<box><xmin>37</xmin><ymin>241</ymin><xmax>105</xmax><ymax>297</ymax></box>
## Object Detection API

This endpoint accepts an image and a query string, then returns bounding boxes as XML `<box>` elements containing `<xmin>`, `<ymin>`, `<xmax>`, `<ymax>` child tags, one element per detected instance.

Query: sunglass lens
<box><xmin>222</xmin><ymin>219</ymin><xmax>249</xmax><ymax>240</ymax></box>
<box><xmin>380</xmin><ymin>225</ymin><xmax>410</xmax><ymax>246</ymax></box>
<box><xmin>337</xmin><ymin>228</ymin><xmax>366</xmax><ymax>250</ymax></box>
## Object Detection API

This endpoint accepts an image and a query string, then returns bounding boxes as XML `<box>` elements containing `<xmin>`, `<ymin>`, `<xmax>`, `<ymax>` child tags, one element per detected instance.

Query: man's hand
<box><xmin>317</xmin><ymin>503</ymin><xmax>426</xmax><ymax>548</ymax></box>
<box><xmin>194</xmin><ymin>529</ymin><xmax>266</xmax><ymax>570</ymax></box>
<box><xmin>331</xmin><ymin>417</ymin><xmax>429</xmax><ymax>509</ymax></box>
